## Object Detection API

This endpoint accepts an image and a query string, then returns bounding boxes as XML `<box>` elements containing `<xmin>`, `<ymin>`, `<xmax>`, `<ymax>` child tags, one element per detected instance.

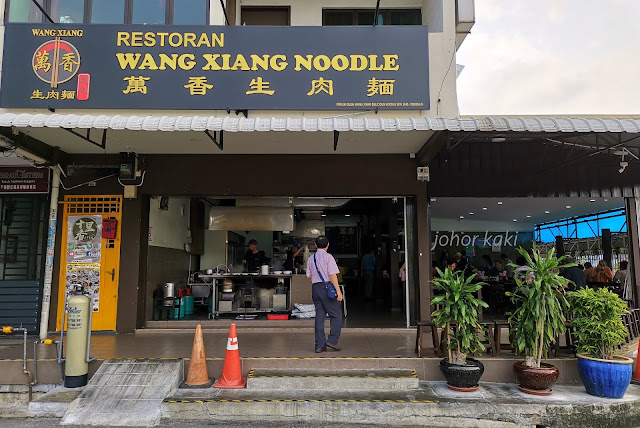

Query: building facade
<box><xmin>1</xmin><ymin>0</ymin><xmax>639</xmax><ymax>335</ymax></box>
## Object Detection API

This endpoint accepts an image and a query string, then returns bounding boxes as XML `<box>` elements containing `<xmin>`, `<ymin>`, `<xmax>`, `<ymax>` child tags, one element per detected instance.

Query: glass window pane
<box><xmin>173</xmin><ymin>0</ymin><xmax>207</xmax><ymax>25</ymax></box>
<box><xmin>357</xmin><ymin>11</ymin><xmax>375</xmax><ymax>25</ymax></box>
<box><xmin>51</xmin><ymin>0</ymin><xmax>84</xmax><ymax>24</ymax></box>
<box><xmin>91</xmin><ymin>0</ymin><xmax>125</xmax><ymax>24</ymax></box>
<box><xmin>8</xmin><ymin>0</ymin><xmax>43</xmax><ymax>23</ymax></box>
<box><xmin>390</xmin><ymin>10</ymin><xmax>422</xmax><ymax>25</ymax></box>
<box><xmin>323</xmin><ymin>11</ymin><xmax>352</xmax><ymax>26</ymax></box>
<box><xmin>133</xmin><ymin>0</ymin><xmax>167</xmax><ymax>25</ymax></box>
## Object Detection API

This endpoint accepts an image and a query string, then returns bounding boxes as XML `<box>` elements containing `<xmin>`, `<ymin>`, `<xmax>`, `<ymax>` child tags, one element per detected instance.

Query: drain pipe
<box><xmin>39</xmin><ymin>165</ymin><xmax>62</xmax><ymax>340</ymax></box>
<box><xmin>2</xmin><ymin>326</ymin><xmax>33</xmax><ymax>401</ymax></box>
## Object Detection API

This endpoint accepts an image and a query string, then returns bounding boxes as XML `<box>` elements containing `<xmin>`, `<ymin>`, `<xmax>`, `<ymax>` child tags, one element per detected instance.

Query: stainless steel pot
<box><xmin>260</xmin><ymin>265</ymin><xmax>270</xmax><ymax>275</ymax></box>
<box><xmin>163</xmin><ymin>283</ymin><xmax>175</xmax><ymax>298</ymax></box>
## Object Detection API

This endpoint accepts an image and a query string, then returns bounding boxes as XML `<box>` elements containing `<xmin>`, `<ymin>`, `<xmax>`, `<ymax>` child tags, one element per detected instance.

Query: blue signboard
<box><xmin>0</xmin><ymin>24</ymin><xmax>430</xmax><ymax>110</ymax></box>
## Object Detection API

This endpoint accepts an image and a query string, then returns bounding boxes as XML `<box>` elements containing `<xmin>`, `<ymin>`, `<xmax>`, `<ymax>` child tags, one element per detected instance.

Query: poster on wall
<box><xmin>64</xmin><ymin>263</ymin><xmax>101</xmax><ymax>312</ymax></box>
<box><xmin>67</xmin><ymin>215</ymin><xmax>102</xmax><ymax>264</ymax></box>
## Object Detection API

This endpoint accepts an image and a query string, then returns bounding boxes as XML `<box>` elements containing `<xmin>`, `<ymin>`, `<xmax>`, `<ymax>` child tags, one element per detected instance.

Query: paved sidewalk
<box><xmin>12</xmin><ymin>381</ymin><xmax>640</xmax><ymax>427</ymax></box>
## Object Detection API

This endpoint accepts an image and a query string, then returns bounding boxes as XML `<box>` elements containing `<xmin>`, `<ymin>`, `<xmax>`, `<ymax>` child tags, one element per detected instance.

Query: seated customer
<box><xmin>583</xmin><ymin>262</ymin><xmax>596</xmax><ymax>282</ymax></box>
<box><xmin>594</xmin><ymin>260</ymin><xmax>614</xmax><ymax>283</ymax></box>
<box><xmin>614</xmin><ymin>260</ymin><xmax>628</xmax><ymax>284</ymax></box>
<box><xmin>560</xmin><ymin>257</ymin><xmax>586</xmax><ymax>290</ymax></box>
<box><xmin>487</xmin><ymin>260</ymin><xmax>505</xmax><ymax>277</ymax></box>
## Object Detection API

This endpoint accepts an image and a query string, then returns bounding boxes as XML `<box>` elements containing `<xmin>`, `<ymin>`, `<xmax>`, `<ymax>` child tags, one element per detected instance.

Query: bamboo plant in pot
<box><xmin>506</xmin><ymin>244</ymin><xmax>571</xmax><ymax>395</ymax></box>
<box><xmin>431</xmin><ymin>267</ymin><xmax>489</xmax><ymax>392</ymax></box>
<box><xmin>567</xmin><ymin>287</ymin><xmax>632</xmax><ymax>398</ymax></box>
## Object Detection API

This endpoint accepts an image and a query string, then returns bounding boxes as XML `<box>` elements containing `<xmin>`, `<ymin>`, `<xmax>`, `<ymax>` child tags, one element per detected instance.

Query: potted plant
<box><xmin>431</xmin><ymin>267</ymin><xmax>489</xmax><ymax>392</ymax></box>
<box><xmin>506</xmin><ymin>244</ymin><xmax>571</xmax><ymax>395</ymax></box>
<box><xmin>567</xmin><ymin>287</ymin><xmax>632</xmax><ymax>398</ymax></box>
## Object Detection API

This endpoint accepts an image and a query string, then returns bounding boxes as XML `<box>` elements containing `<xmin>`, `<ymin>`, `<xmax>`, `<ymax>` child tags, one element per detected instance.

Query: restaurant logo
<box><xmin>32</xmin><ymin>38</ymin><xmax>81</xmax><ymax>87</ymax></box>
<box><xmin>72</xmin><ymin>217</ymin><xmax>98</xmax><ymax>242</ymax></box>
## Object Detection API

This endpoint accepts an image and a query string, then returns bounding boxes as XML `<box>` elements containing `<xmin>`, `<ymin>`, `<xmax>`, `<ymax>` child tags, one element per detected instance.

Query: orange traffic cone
<box><xmin>214</xmin><ymin>323</ymin><xmax>246</xmax><ymax>388</ymax></box>
<box><xmin>181</xmin><ymin>324</ymin><xmax>214</xmax><ymax>388</ymax></box>
<box><xmin>633</xmin><ymin>338</ymin><xmax>640</xmax><ymax>384</ymax></box>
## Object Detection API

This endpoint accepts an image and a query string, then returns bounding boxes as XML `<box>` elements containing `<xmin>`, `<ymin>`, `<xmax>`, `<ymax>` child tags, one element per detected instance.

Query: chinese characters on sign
<box><xmin>1</xmin><ymin>24</ymin><xmax>429</xmax><ymax>110</ymax></box>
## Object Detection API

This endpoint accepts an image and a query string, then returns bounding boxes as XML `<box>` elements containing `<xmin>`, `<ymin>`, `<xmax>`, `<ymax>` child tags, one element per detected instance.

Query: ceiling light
<box><xmin>430</xmin><ymin>197</ymin><xmax>437</xmax><ymax>202</ymax></box>
<box><xmin>513</xmin><ymin>219</ymin><xmax>518</xmax><ymax>222</ymax></box>
<box><xmin>344</xmin><ymin>214</ymin><xmax>351</xmax><ymax>217</ymax></box>
<box><xmin>459</xmin><ymin>216</ymin><xmax>464</xmax><ymax>219</ymax></box>
<box><xmin>526</xmin><ymin>215</ymin><xmax>531</xmax><ymax>218</ymax></box>
<box><xmin>482</xmin><ymin>207</ymin><xmax>488</xmax><ymax>210</ymax></box>
<box><xmin>492</xmin><ymin>137</ymin><xmax>506</xmax><ymax>143</ymax></box>
<box><xmin>566</xmin><ymin>205</ymin><xmax>571</xmax><ymax>209</ymax></box>
<box><xmin>497</xmin><ymin>201</ymin><xmax>503</xmax><ymax>205</ymax></box>
<box><xmin>604</xmin><ymin>198</ymin><xmax>608</xmax><ymax>202</ymax></box>
<box><xmin>590</xmin><ymin>199</ymin><xmax>596</xmax><ymax>202</ymax></box>
<box><xmin>469</xmin><ymin>212</ymin><xmax>474</xmax><ymax>215</ymax></box>
<box><xmin>545</xmin><ymin>210</ymin><xmax>550</xmax><ymax>214</ymax></box>
<box><xmin>321</xmin><ymin>214</ymin><xmax>327</xmax><ymax>217</ymax></box>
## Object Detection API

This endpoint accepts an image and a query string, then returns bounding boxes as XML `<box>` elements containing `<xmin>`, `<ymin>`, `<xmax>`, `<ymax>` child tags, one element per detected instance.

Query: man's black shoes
<box><xmin>315</xmin><ymin>347</ymin><xmax>326</xmax><ymax>353</ymax></box>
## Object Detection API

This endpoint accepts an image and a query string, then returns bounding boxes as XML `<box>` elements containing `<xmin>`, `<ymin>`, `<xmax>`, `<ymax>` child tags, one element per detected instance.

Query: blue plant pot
<box><xmin>577</xmin><ymin>354</ymin><xmax>633</xmax><ymax>399</ymax></box>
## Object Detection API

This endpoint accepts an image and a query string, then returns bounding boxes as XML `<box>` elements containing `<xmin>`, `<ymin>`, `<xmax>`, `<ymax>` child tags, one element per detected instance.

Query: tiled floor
<box><xmin>0</xmin><ymin>330</ymin><xmax>425</xmax><ymax>360</ymax></box>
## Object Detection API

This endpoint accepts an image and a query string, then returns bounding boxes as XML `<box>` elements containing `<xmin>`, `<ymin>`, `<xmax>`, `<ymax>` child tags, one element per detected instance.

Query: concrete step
<box><xmin>246</xmin><ymin>368</ymin><xmax>419</xmax><ymax>390</ymax></box>
<box><xmin>164</xmin><ymin>381</ymin><xmax>640</xmax><ymax>428</ymax></box>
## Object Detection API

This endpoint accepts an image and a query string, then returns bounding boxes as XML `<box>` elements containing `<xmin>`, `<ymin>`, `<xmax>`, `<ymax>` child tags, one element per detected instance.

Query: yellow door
<box><xmin>56</xmin><ymin>196</ymin><xmax>122</xmax><ymax>332</ymax></box>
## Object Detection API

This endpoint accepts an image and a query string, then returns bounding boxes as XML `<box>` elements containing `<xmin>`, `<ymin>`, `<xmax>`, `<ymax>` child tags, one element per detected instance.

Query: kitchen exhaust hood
<box><xmin>209</xmin><ymin>206</ymin><xmax>294</xmax><ymax>231</ymax></box>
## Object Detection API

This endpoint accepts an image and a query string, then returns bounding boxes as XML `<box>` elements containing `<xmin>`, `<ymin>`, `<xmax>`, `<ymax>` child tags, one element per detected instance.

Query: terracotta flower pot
<box><xmin>439</xmin><ymin>358</ymin><xmax>484</xmax><ymax>391</ymax></box>
<box><xmin>513</xmin><ymin>361</ymin><xmax>559</xmax><ymax>395</ymax></box>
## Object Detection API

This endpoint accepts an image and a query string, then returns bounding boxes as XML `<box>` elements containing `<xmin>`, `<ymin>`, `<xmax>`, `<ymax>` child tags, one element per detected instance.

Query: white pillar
<box><xmin>39</xmin><ymin>166</ymin><xmax>61</xmax><ymax>339</ymax></box>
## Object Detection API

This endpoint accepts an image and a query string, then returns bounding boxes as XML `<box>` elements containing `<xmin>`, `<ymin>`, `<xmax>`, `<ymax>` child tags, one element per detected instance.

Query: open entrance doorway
<box><xmin>144</xmin><ymin>196</ymin><xmax>412</xmax><ymax>328</ymax></box>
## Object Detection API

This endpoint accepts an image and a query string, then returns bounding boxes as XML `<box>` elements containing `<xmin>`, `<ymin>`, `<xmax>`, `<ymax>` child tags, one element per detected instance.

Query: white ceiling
<box><xmin>17</xmin><ymin>127</ymin><xmax>434</xmax><ymax>154</ymax></box>
<box><xmin>430</xmin><ymin>197</ymin><xmax>625</xmax><ymax>225</ymax></box>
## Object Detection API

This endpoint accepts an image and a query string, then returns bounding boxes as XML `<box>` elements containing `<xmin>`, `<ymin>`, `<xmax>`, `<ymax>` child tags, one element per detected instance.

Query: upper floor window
<box><xmin>91</xmin><ymin>0</ymin><xmax>125</xmax><ymax>24</ymax></box>
<box><xmin>241</xmin><ymin>7</ymin><xmax>290</xmax><ymax>26</ymax></box>
<box><xmin>6</xmin><ymin>0</ymin><xmax>44</xmax><ymax>23</ymax></box>
<box><xmin>5</xmin><ymin>0</ymin><xmax>208</xmax><ymax>25</ymax></box>
<box><xmin>323</xmin><ymin>9</ymin><xmax>421</xmax><ymax>26</ymax></box>
<box><xmin>51</xmin><ymin>0</ymin><xmax>84</xmax><ymax>24</ymax></box>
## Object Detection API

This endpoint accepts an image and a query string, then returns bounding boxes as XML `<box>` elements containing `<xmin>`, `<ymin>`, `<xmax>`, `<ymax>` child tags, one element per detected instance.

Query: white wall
<box><xmin>201</xmin><ymin>230</ymin><xmax>227</xmax><ymax>268</ymax></box>
<box><xmin>148</xmin><ymin>197</ymin><xmax>190</xmax><ymax>250</ymax></box>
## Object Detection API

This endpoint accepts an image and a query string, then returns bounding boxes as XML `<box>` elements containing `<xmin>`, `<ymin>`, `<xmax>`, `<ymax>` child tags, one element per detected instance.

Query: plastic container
<box><xmin>267</xmin><ymin>314</ymin><xmax>289</xmax><ymax>320</ymax></box>
<box><xmin>183</xmin><ymin>296</ymin><xmax>194</xmax><ymax>315</ymax></box>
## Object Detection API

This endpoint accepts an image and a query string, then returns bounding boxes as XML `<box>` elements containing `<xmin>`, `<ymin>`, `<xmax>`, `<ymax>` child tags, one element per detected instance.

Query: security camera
<box><xmin>619</xmin><ymin>161</ymin><xmax>628</xmax><ymax>174</ymax></box>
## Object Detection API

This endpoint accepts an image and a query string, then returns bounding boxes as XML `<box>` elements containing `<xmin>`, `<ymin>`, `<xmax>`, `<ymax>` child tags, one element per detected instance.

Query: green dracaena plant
<box><xmin>506</xmin><ymin>244</ymin><xmax>572</xmax><ymax>368</ymax></box>
<box><xmin>568</xmin><ymin>287</ymin><xmax>628</xmax><ymax>360</ymax></box>
<box><xmin>431</xmin><ymin>267</ymin><xmax>489</xmax><ymax>365</ymax></box>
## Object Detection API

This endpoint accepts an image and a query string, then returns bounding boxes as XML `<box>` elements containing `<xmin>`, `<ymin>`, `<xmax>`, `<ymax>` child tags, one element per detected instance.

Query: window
<box><xmin>323</xmin><ymin>9</ymin><xmax>421</xmax><ymax>26</ymax></box>
<box><xmin>91</xmin><ymin>0</ymin><xmax>125</xmax><ymax>24</ymax></box>
<box><xmin>5</xmin><ymin>0</ymin><xmax>208</xmax><ymax>25</ymax></box>
<box><xmin>241</xmin><ymin>7</ymin><xmax>290</xmax><ymax>26</ymax></box>
<box><xmin>50</xmin><ymin>0</ymin><xmax>84</xmax><ymax>23</ymax></box>
<box><xmin>173</xmin><ymin>0</ymin><xmax>208</xmax><ymax>25</ymax></box>
<box><xmin>6</xmin><ymin>0</ymin><xmax>44</xmax><ymax>23</ymax></box>
<box><xmin>132</xmin><ymin>0</ymin><xmax>167</xmax><ymax>25</ymax></box>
